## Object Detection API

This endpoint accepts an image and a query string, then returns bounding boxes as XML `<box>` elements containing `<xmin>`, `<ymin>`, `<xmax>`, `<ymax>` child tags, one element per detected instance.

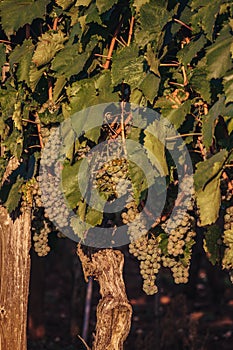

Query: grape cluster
<box><xmin>222</xmin><ymin>206</ymin><xmax>233</xmax><ymax>270</ymax></box>
<box><xmin>32</xmin><ymin>221</ymin><xmax>51</xmax><ymax>257</ymax></box>
<box><xmin>93</xmin><ymin>157</ymin><xmax>129</xmax><ymax>198</ymax></box>
<box><xmin>162</xmin><ymin>255</ymin><xmax>190</xmax><ymax>284</ymax></box>
<box><xmin>20</xmin><ymin>178</ymin><xmax>38</xmax><ymax>212</ymax></box>
<box><xmin>39</xmin><ymin>168</ymin><xmax>70</xmax><ymax>229</ymax></box>
<box><xmin>40</xmin><ymin>128</ymin><xmax>63</xmax><ymax>167</ymax></box>
<box><xmin>121</xmin><ymin>199</ymin><xmax>138</xmax><ymax>224</ymax></box>
<box><xmin>129</xmin><ymin>234</ymin><xmax>161</xmax><ymax>295</ymax></box>
<box><xmin>166</xmin><ymin>211</ymin><xmax>196</xmax><ymax>257</ymax></box>
<box><xmin>161</xmin><ymin>208</ymin><xmax>196</xmax><ymax>284</ymax></box>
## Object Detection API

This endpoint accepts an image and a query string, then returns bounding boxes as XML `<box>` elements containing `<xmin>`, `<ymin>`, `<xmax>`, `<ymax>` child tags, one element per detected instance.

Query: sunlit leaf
<box><xmin>202</xmin><ymin>96</ymin><xmax>226</xmax><ymax>149</ymax></box>
<box><xmin>32</xmin><ymin>31</ymin><xmax>67</xmax><ymax>67</ymax></box>
<box><xmin>111</xmin><ymin>44</ymin><xmax>145</xmax><ymax>88</ymax></box>
<box><xmin>206</xmin><ymin>25</ymin><xmax>233</xmax><ymax>79</ymax></box>
<box><xmin>140</xmin><ymin>73</ymin><xmax>160</xmax><ymax>103</ymax></box>
<box><xmin>96</xmin><ymin>0</ymin><xmax>117</xmax><ymax>14</ymax></box>
<box><xmin>223</xmin><ymin>70</ymin><xmax>233</xmax><ymax>105</ymax></box>
<box><xmin>0</xmin><ymin>0</ymin><xmax>50</xmax><ymax>36</ymax></box>
<box><xmin>9</xmin><ymin>39</ymin><xmax>34</xmax><ymax>85</ymax></box>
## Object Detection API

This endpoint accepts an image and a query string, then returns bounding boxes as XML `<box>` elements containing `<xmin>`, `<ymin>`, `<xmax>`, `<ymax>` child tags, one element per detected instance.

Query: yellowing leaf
<box><xmin>32</xmin><ymin>31</ymin><xmax>67</xmax><ymax>67</ymax></box>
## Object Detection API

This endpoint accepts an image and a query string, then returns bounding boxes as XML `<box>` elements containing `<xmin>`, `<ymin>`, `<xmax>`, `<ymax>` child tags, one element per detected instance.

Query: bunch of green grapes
<box><xmin>20</xmin><ymin>178</ymin><xmax>38</xmax><ymax>212</ymax></box>
<box><xmin>129</xmin><ymin>234</ymin><xmax>161</xmax><ymax>295</ymax></box>
<box><xmin>93</xmin><ymin>157</ymin><xmax>129</xmax><ymax>199</ymax></box>
<box><xmin>39</xmin><ymin>169</ymin><xmax>70</xmax><ymax>228</ymax></box>
<box><xmin>161</xmin><ymin>255</ymin><xmax>190</xmax><ymax>284</ymax></box>
<box><xmin>161</xmin><ymin>209</ymin><xmax>196</xmax><ymax>284</ymax></box>
<box><xmin>222</xmin><ymin>205</ymin><xmax>233</xmax><ymax>270</ymax></box>
<box><xmin>40</xmin><ymin>127</ymin><xmax>63</xmax><ymax>167</ymax></box>
<box><xmin>32</xmin><ymin>219</ymin><xmax>51</xmax><ymax>257</ymax></box>
<box><xmin>166</xmin><ymin>211</ymin><xmax>196</xmax><ymax>257</ymax></box>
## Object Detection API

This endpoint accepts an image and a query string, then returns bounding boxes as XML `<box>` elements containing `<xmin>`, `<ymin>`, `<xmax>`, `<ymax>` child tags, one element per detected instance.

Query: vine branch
<box><xmin>104</xmin><ymin>17</ymin><xmax>124</xmax><ymax>70</ymax></box>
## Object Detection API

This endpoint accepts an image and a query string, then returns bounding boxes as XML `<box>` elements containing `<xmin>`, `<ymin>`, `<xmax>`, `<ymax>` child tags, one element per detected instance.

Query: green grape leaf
<box><xmin>67</xmin><ymin>71</ymin><xmax>118</xmax><ymax>115</ymax></box>
<box><xmin>55</xmin><ymin>0</ymin><xmax>76</xmax><ymax>9</ymax></box>
<box><xmin>194</xmin><ymin>150</ymin><xmax>228</xmax><ymax>226</ymax></box>
<box><xmin>9</xmin><ymin>39</ymin><xmax>34</xmax><ymax>85</ymax></box>
<box><xmin>224</xmin><ymin>116</ymin><xmax>233</xmax><ymax>135</ymax></box>
<box><xmin>29</xmin><ymin>64</ymin><xmax>47</xmax><ymax>91</ymax></box>
<box><xmin>223</xmin><ymin>70</ymin><xmax>233</xmax><ymax>105</ymax></box>
<box><xmin>189</xmin><ymin>61</ymin><xmax>211</xmax><ymax>102</ymax></box>
<box><xmin>76</xmin><ymin>0</ymin><xmax>92</xmax><ymax>6</ymax></box>
<box><xmin>62</xmin><ymin>161</ymin><xmax>82</xmax><ymax>209</ymax></box>
<box><xmin>177</xmin><ymin>34</ymin><xmax>207</xmax><ymax>66</ymax></box>
<box><xmin>180</xmin><ymin>239</ymin><xmax>195</xmax><ymax>267</ymax></box>
<box><xmin>111</xmin><ymin>44</ymin><xmax>145</xmax><ymax>89</ymax></box>
<box><xmin>70</xmin><ymin>216</ymin><xmax>90</xmax><ymax>239</ymax></box>
<box><xmin>127</xmin><ymin>143</ymin><xmax>156</xmax><ymax>204</ymax></box>
<box><xmin>140</xmin><ymin>73</ymin><xmax>160</xmax><ymax>103</ymax></box>
<box><xmin>32</xmin><ymin>31</ymin><xmax>67</xmax><ymax>67</ymax></box>
<box><xmin>191</xmin><ymin>1</ymin><xmax>222</xmax><ymax>40</ymax></box>
<box><xmin>196</xmin><ymin>174</ymin><xmax>221</xmax><ymax>226</ymax></box>
<box><xmin>0</xmin><ymin>43</ymin><xmax>6</xmax><ymax>68</ymax></box>
<box><xmin>164</xmin><ymin>100</ymin><xmax>192</xmax><ymax>129</ymax></box>
<box><xmin>206</xmin><ymin>25</ymin><xmax>233</xmax><ymax>79</ymax></box>
<box><xmin>204</xmin><ymin>225</ymin><xmax>221</xmax><ymax>265</ymax></box>
<box><xmin>0</xmin><ymin>86</ymin><xmax>17</xmax><ymax>120</ymax></box>
<box><xmin>144</xmin><ymin>119</ymin><xmax>168</xmax><ymax>176</ymax></box>
<box><xmin>12</xmin><ymin>101</ymin><xmax>22</xmax><ymax>131</ymax></box>
<box><xmin>4</xmin><ymin>176</ymin><xmax>24</xmax><ymax>213</ymax></box>
<box><xmin>85</xmin><ymin>205</ymin><xmax>103</xmax><ymax>226</ymax></box>
<box><xmin>194</xmin><ymin>149</ymin><xmax>228</xmax><ymax>191</ymax></box>
<box><xmin>86</xmin><ymin>3</ymin><xmax>102</xmax><ymax>24</ymax></box>
<box><xmin>145</xmin><ymin>44</ymin><xmax>160</xmax><ymax>76</ymax></box>
<box><xmin>132</xmin><ymin>0</ymin><xmax>150</xmax><ymax>13</ymax></box>
<box><xmin>51</xmin><ymin>41</ymin><xmax>96</xmax><ymax>78</ymax></box>
<box><xmin>96</xmin><ymin>0</ymin><xmax>117</xmax><ymax>14</ymax></box>
<box><xmin>202</xmin><ymin>96</ymin><xmax>226</xmax><ymax>149</ymax></box>
<box><xmin>53</xmin><ymin>76</ymin><xmax>67</xmax><ymax>102</ymax></box>
<box><xmin>138</xmin><ymin>0</ymin><xmax>171</xmax><ymax>46</ymax></box>
<box><xmin>0</xmin><ymin>0</ymin><xmax>50</xmax><ymax>36</ymax></box>
<box><xmin>130</xmin><ymin>88</ymin><xmax>144</xmax><ymax>105</ymax></box>
<box><xmin>3</xmin><ymin>127</ymin><xmax>23</xmax><ymax>159</ymax></box>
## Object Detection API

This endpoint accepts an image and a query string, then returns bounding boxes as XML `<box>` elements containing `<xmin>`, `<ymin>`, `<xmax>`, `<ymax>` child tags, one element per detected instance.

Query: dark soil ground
<box><xmin>27</xmin><ymin>237</ymin><xmax>233</xmax><ymax>350</ymax></box>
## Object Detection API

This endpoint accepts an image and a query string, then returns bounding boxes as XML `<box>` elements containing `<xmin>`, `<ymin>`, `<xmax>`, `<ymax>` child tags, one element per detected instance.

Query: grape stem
<box><xmin>34</xmin><ymin>113</ymin><xmax>44</xmax><ymax>149</ymax></box>
<box><xmin>104</xmin><ymin>16</ymin><xmax>124</xmax><ymax>70</ymax></box>
<box><xmin>166</xmin><ymin>133</ymin><xmax>202</xmax><ymax>140</ymax></box>
<box><xmin>77</xmin><ymin>335</ymin><xmax>91</xmax><ymax>350</ymax></box>
<box><xmin>127</xmin><ymin>16</ymin><xmax>135</xmax><ymax>46</ymax></box>
<box><xmin>174</xmin><ymin>18</ymin><xmax>193</xmax><ymax>31</ymax></box>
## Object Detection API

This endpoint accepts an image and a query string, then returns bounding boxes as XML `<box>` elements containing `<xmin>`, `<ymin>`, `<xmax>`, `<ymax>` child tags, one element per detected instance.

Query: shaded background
<box><xmin>27</xmin><ymin>235</ymin><xmax>233</xmax><ymax>350</ymax></box>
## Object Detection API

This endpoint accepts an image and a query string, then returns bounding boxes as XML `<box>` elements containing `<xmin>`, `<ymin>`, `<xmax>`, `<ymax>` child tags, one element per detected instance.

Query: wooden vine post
<box><xmin>0</xmin><ymin>159</ymin><xmax>32</xmax><ymax>350</ymax></box>
<box><xmin>78</xmin><ymin>246</ymin><xmax>132</xmax><ymax>350</ymax></box>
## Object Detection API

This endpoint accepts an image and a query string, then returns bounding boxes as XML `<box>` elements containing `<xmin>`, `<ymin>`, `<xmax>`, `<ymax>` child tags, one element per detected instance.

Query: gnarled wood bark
<box><xmin>0</xmin><ymin>206</ymin><xmax>31</xmax><ymax>350</ymax></box>
<box><xmin>78</xmin><ymin>247</ymin><xmax>132</xmax><ymax>350</ymax></box>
